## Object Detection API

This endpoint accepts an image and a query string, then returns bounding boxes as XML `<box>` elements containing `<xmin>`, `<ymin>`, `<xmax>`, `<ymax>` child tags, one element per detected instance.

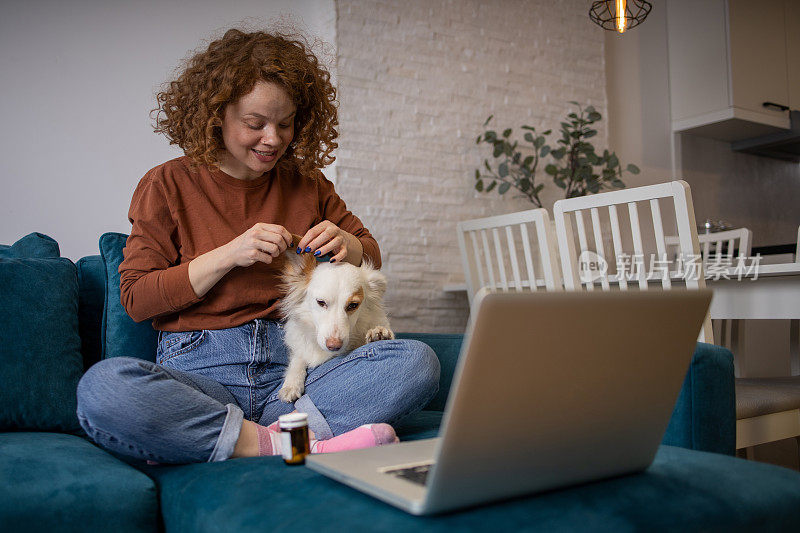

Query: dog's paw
<box><xmin>278</xmin><ymin>383</ymin><xmax>304</xmax><ymax>403</ymax></box>
<box><xmin>365</xmin><ymin>326</ymin><xmax>395</xmax><ymax>344</ymax></box>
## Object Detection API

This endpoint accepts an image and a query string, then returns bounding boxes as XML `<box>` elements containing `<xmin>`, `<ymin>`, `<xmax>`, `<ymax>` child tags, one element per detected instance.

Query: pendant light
<box><xmin>589</xmin><ymin>0</ymin><xmax>652</xmax><ymax>34</ymax></box>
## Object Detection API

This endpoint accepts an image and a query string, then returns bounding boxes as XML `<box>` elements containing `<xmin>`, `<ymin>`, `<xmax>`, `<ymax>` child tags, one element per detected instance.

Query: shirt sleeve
<box><xmin>118</xmin><ymin>174</ymin><xmax>203</xmax><ymax>323</ymax></box>
<box><xmin>316</xmin><ymin>172</ymin><xmax>382</xmax><ymax>268</ymax></box>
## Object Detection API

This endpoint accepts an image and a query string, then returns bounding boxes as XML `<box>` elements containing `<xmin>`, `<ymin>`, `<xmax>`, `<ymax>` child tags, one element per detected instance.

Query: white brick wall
<box><xmin>335</xmin><ymin>0</ymin><xmax>607</xmax><ymax>333</ymax></box>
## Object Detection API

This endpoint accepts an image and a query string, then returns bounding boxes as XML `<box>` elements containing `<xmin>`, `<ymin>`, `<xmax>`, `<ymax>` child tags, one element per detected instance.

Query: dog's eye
<box><xmin>346</xmin><ymin>302</ymin><xmax>360</xmax><ymax>311</ymax></box>
<box><xmin>316</xmin><ymin>299</ymin><xmax>327</xmax><ymax>308</ymax></box>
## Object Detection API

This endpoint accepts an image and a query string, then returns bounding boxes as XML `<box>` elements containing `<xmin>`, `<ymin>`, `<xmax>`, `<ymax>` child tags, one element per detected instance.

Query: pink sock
<box><xmin>311</xmin><ymin>424</ymin><xmax>398</xmax><ymax>454</ymax></box>
<box><xmin>256</xmin><ymin>420</ymin><xmax>282</xmax><ymax>456</ymax></box>
<box><xmin>255</xmin><ymin>421</ymin><xmax>398</xmax><ymax>456</ymax></box>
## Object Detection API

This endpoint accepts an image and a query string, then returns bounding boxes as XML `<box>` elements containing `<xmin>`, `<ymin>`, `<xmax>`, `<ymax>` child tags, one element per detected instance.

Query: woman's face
<box><xmin>219</xmin><ymin>81</ymin><xmax>296</xmax><ymax>180</ymax></box>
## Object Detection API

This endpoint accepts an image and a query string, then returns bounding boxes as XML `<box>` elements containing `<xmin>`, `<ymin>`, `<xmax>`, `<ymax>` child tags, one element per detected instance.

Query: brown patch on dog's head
<box><xmin>277</xmin><ymin>252</ymin><xmax>318</xmax><ymax>318</ymax></box>
<box><xmin>281</xmin><ymin>252</ymin><xmax>317</xmax><ymax>290</ymax></box>
<box><xmin>345</xmin><ymin>286</ymin><xmax>364</xmax><ymax>314</ymax></box>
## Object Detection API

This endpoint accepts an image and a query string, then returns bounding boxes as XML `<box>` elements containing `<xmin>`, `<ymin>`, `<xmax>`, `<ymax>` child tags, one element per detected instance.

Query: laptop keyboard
<box><xmin>381</xmin><ymin>462</ymin><xmax>433</xmax><ymax>486</ymax></box>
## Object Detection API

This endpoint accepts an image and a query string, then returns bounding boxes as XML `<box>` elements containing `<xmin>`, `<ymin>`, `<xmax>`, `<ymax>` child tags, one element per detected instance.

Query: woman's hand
<box><xmin>188</xmin><ymin>223</ymin><xmax>292</xmax><ymax>298</ymax></box>
<box><xmin>224</xmin><ymin>223</ymin><xmax>293</xmax><ymax>268</ymax></box>
<box><xmin>297</xmin><ymin>221</ymin><xmax>363</xmax><ymax>265</ymax></box>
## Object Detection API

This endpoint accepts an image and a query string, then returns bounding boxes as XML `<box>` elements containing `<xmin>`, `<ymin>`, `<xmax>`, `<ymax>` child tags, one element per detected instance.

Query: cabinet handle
<box><xmin>762</xmin><ymin>101</ymin><xmax>790</xmax><ymax>112</ymax></box>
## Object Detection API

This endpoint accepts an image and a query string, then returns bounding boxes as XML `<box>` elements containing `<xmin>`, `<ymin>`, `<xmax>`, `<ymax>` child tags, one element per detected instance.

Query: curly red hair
<box><xmin>153</xmin><ymin>29</ymin><xmax>338</xmax><ymax>176</ymax></box>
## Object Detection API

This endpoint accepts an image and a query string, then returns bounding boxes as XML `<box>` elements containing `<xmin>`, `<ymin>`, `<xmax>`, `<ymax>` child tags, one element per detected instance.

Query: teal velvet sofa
<box><xmin>3</xmin><ymin>232</ymin><xmax>800</xmax><ymax>532</ymax></box>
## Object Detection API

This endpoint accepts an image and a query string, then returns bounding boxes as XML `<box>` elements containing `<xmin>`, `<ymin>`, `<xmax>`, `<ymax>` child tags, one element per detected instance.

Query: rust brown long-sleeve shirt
<box><xmin>119</xmin><ymin>156</ymin><xmax>380</xmax><ymax>332</ymax></box>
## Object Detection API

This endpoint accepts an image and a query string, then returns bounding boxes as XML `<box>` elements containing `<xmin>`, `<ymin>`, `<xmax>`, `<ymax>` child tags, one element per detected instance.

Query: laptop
<box><xmin>306</xmin><ymin>289</ymin><xmax>713</xmax><ymax>515</ymax></box>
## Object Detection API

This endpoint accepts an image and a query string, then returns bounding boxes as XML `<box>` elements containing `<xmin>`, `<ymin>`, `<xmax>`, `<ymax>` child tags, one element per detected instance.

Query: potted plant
<box><xmin>474</xmin><ymin>102</ymin><xmax>639</xmax><ymax>207</ymax></box>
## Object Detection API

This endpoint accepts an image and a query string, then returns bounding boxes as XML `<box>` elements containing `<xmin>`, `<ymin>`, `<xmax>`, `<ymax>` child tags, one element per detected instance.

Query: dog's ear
<box><xmin>278</xmin><ymin>253</ymin><xmax>317</xmax><ymax>313</ymax></box>
<box><xmin>361</xmin><ymin>261</ymin><xmax>387</xmax><ymax>298</ymax></box>
<box><xmin>282</xmin><ymin>252</ymin><xmax>316</xmax><ymax>287</ymax></box>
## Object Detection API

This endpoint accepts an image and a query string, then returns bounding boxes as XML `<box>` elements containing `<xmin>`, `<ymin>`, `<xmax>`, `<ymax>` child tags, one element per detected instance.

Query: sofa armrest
<box><xmin>662</xmin><ymin>342</ymin><xmax>735</xmax><ymax>455</ymax></box>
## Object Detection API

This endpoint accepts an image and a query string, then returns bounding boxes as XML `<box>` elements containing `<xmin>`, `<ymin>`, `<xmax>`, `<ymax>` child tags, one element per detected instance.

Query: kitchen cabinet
<box><xmin>667</xmin><ymin>0</ymin><xmax>799</xmax><ymax>142</ymax></box>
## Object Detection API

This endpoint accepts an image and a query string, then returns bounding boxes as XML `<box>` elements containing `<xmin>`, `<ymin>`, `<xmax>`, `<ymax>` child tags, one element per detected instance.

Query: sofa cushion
<box><xmin>99</xmin><ymin>232</ymin><xmax>158</xmax><ymax>362</ymax></box>
<box><xmin>0</xmin><ymin>432</ymin><xmax>158</xmax><ymax>532</ymax></box>
<box><xmin>0</xmin><ymin>235</ymin><xmax>83</xmax><ymax>432</ymax></box>
<box><xmin>77</xmin><ymin>255</ymin><xmax>105</xmax><ymax>369</ymax></box>
<box><xmin>141</xmin><ymin>445</ymin><xmax>800</xmax><ymax>531</ymax></box>
<box><xmin>0</xmin><ymin>232</ymin><xmax>60</xmax><ymax>258</ymax></box>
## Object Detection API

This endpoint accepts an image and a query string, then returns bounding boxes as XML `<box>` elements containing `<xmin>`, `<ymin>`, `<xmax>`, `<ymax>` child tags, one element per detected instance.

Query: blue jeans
<box><xmin>76</xmin><ymin>319</ymin><xmax>440</xmax><ymax>464</ymax></box>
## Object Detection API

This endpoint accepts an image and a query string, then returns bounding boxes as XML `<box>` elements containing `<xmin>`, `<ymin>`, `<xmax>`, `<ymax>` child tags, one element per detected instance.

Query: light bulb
<box><xmin>616</xmin><ymin>0</ymin><xmax>627</xmax><ymax>33</ymax></box>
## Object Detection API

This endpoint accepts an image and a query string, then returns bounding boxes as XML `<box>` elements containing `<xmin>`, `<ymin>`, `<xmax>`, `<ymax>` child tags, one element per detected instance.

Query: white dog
<box><xmin>277</xmin><ymin>254</ymin><xmax>394</xmax><ymax>403</ymax></box>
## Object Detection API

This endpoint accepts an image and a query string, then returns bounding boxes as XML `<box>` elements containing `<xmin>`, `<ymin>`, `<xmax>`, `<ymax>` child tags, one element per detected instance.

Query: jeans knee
<box><xmin>76</xmin><ymin>357</ymin><xmax>147</xmax><ymax>430</ymax></box>
<box><xmin>396</xmin><ymin>340</ymin><xmax>441</xmax><ymax>400</ymax></box>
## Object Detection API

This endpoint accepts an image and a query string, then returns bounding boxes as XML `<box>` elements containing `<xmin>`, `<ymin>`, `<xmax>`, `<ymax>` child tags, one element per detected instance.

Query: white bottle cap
<box><xmin>278</xmin><ymin>412</ymin><xmax>309</xmax><ymax>429</ymax></box>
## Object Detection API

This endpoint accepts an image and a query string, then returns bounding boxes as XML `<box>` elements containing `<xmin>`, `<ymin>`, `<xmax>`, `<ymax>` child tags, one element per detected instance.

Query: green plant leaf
<box><xmin>476</xmin><ymin>135</ymin><xmax>482</xmax><ymax>144</ymax></box>
<box><xmin>568</xmin><ymin>100</ymin><xmax>579</xmax><ymax>106</ymax></box>
<box><xmin>608</xmin><ymin>154</ymin><xmax>619</xmax><ymax>168</ymax></box>
<box><xmin>584</xmin><ymin>129</ymin><xmax>597</xmax><ymax>138</ymax></box>
<box><xmin>587</xmin><ymin>112</ymin><xmax>601</xmax><ymax>122</ymax></box>
<box><xmin>534</xmin><ymin>136</ymin><xmax>545</xmax><ymax>149</ymax></box>
<box><xmin>521</xmin><ymin>125</ymin><xmax>536</xmax><ymax>131</ymax></box>
<box><xmin>520</xmin><ymin>178</ymin><xmax>531</xmax><ymax>191</ymax></box>
<box><xmin>554</xmin><ymin>177</ymin><xmax>566</xmax><ymax>189</ymax></box>
<box><xmin>475</xmin><ymin>169</ymin><xmax>480</xmax><ymax>180</ymax></box>
<box><xmin>498</xmin><ymin>162</ymin><xmax>509</xmax><ymax>177</ymax></box>
<box><xmin>483</xmin><ymin>115</ymin><xmax>494</xmax><ymax>126</ymax></box>
<box><xmin>534</xmin><ymin>183</ymin><xmax>545</xmax><ymax>193</ymax></box>
<box><xmin>545</xmin><ymin>164</ymin><xmax>558</xmax><ymax>176</ymax></box>
<box><xmin>484</xmin><ymin>159</ymin><xmax>491</xmax><ymax>171</ymax></box>
<box><xmin>540</xmin><ymin>145</ymin><xmax>550</xmax><ymax>157</ymax></box>
<box><xmin>585</xmin><ymin>105</ymin><xmax>596</xmax><ymax>114</ymax></box>
<box><xmin>523</xmin><ymin>155</ymin><xmax>534</xmax><ymax>167</ymax></box>
<box><xmin>493</xmin><ymin>143</ymin><xmax>504</xmax><ymax>158</ymax></box>
<box><xmin>503</xmin><ymin>128</ymin><xmax>512</xmax><ymax>138</ymax></box>
<box><xmin>475</xmin><ymin>180</ymin><xmax>484</xmax><ymax>192</ymax></box>
<box><xmin>626</xmin><ymin>163</ymin><xmax>640</xmax><ymax>174</ymax></box>
<box><xmin>498</xmin><ymin>182</ymin><xmax>511</xmax><ymax>194</ymax></box>
<box><xmin>486</xmin><ymin>180</ymin><xmax>497</xmax><ymax>192</ymax></box>
<box><xmin>551</xmin><ymin>148</ymin><xmax>565</xmax><ymax>159</ymax></box>
<box><xmin>524</xmin><ymin>132</ymin><xmax>534</xmax><ymax>143</ymax></box>
<box><xmin>485</xmin><ymin>130</ymin><xmax>497</xmax><ymax>141</ymax></box>
<box><xmin>542</xmin><ymin>129</ymin><xmax>552</xmax><ymax>135</ymax></box>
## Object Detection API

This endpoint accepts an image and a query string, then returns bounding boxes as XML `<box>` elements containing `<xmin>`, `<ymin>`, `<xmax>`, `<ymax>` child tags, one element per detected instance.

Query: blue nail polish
<box><xmin>313</xmin><ymin>250</ymin><xmax>321</xmax><ymax>256</ymax></box>
<box><xmin>296</xmin><ymin>247</ymin><xmax>301</xmax><ymax>254</ymax></box>
<box><xmin>304</xmin><ymin>247</ymin><xmax>311</xmax><ymax>253</ymax></box>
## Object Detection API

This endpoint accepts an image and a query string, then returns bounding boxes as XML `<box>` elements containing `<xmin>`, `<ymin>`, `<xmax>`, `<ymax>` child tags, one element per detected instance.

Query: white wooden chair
<box><xmin>734</xmin><ymin>226</ymin><xmax>800</xmax><ymax>460</ymax></box>
<box><xmin>456</xmin><ymin>209</ymin><xmax>562</xmax><ymax>311</ymax></box>
<box><xmin>666</xmin><ymin>228</ymin><xmax>751</xmax><ymax>373</ymax></box>
<box><xmin>552</xmin><ymin>180</ymin><xmax>713</xmax><ymax>343</ymax></box>
<box><xmin>665</xmin><ymin>228</ymin><xmax>752</xmax><ymax>268</ymax></box>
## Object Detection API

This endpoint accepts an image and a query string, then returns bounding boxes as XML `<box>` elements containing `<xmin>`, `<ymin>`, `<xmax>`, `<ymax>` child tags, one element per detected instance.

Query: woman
<box><xmin>76</xmin><ymin>29</ymin><xmax>439</xmax><ymax>464</ymax></box>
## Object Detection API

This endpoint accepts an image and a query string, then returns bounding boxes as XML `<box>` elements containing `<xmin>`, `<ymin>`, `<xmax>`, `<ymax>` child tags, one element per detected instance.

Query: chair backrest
<box><xmin>665</xmin><ymin>228</ymin><xmax>752</xmax><ymax>267</ymax></box>
<box><xmin>552</xmin><ymin>180</ymin><xmax>713</xmax><ymax>343</ymax></box>
<box><xmin>456</xmin><ymin>208</ymin><xmax>562</xmax><ymax>307</ymax></box>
